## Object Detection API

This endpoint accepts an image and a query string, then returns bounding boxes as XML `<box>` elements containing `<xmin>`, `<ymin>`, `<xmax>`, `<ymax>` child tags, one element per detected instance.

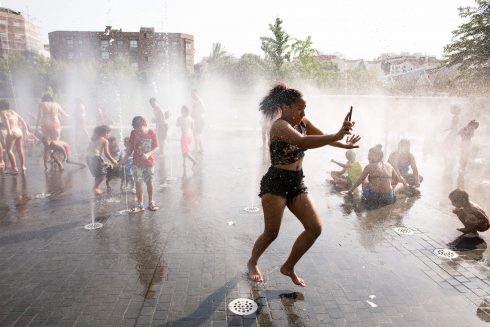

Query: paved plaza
<box><xmin>0</xmin><ymin>129</ymin><xmax>489</xmax><ymax>327</ymax></box>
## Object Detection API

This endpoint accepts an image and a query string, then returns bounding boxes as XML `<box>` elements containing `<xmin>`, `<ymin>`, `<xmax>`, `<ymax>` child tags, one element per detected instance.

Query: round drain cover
<box><xmin>84</xmin><ymin>222</ymin><xmax>103</xmax><ymax>230</ymax></box>
<box><xmin>433</xmin><ymin>248</ymin><xmax>459</xmax><ymax>259</ymax></box>
<box><xmin>228</xmin><ymin>298</ymin><xmax>258</xmax><ymax>316</ymax></box>
<box><xmin>35</xmin><ymin>193</ymin><xmax>51</xmax><ymax>199</ymax></box>
<box><xmin>244</xmin><ymin>206</ymin><xmax>260</xmax><ymax>213</ymax></box>
<box><xmin>394</xmin><ymin>227</ymin><xmax>414</xmax><ymax>235</ymax></box>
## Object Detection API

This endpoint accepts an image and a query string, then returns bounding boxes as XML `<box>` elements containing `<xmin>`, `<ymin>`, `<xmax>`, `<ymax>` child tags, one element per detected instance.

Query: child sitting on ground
<box><xmin>42</xmin><ymin>136</ymin><xmax>85</xmax><ymax>171</ymax></box>
<box><xmin>449</xmin><ymin>189</ymin><xmax>489</xmax><ymax>239</ymax></box>
<box><xmin>330</xmin><ymin>150</ymin><xmax>362</xmax><ymax>191</ymax></box>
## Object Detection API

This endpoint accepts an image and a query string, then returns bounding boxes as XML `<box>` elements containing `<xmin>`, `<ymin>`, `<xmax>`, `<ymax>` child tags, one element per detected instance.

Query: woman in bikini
<box><xmin>0</xmin><ymin>100</ymin><xmax>34</xmax><ymax>174</ymax></box>
<box><xmin>347</xmin><ymin>144</ymin><xmax>407</xmax><ymax>207</ymax></box>
<box><xmin>36</xmin><ymin>94</ymin><xmax>68</xmax><ymax>141</ymax></box>
<box><xmin>247</xmin><ymin>84</ymin><xmax>360</xmax><ymax>287</ymax></box>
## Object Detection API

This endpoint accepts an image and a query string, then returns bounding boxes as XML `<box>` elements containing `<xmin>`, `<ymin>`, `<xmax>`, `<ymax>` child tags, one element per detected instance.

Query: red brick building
<box><xmin>49</xmin><ymin>26</ymin><xmax>194</xmax><ymax>74</ymax></box>
<box><xmin>0</xmin><ymin>7</ymin><xmax>43</xmax><ymax>58</ymax></box>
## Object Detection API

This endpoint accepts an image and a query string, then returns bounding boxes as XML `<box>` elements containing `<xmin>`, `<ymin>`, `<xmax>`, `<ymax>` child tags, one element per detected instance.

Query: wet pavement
<box><xmin>0</xmin><ymin>127</ymin><xmax>489</xmax><ymax>327</ymax></box>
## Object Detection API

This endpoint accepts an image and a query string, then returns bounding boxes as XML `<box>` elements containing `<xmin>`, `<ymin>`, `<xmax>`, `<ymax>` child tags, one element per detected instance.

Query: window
<box><xmin>100</xmin><ymin>40</ymin><xmax>109</xmax><ymax>50</ymax></box>
<box><xmin>145</xmin><ymin>55</ymin><xmax>149</xmax><ymax>62</ymax></box>
<box><xmin>0</xmin><ymin>32</ymin><xmax>7</xmax><ymax>39</ymax></box>
<box><xmin>67</xmin><ymin>38</ymin><xmax>74</xmax><ymax>47</ymax></box>
<box><xmin>14</xmin><ymin>34</ymin><xmax>23</xmax><ymax>40</ymax></box>
<box><xmin>117</xmin><ymin>40</ymin><xmax>123</xmax><ymax>49</ymax></box>
<box><xmin>101</xmin><ymin>51</ymin><xmax>109</xmax><ymax>59</ymax></box>
<box><xmin>185</xmin><ymin>40</ymin><xmax>192</xmax><ymax>49</ymax></box>
<box><xmin>78</xmin><ymin>39</ymin><xmax>83</xmax><ymax>46</ymax></box>
<box><xmin>68</xmin><ymin>52</ymin><xmax>74</xmax><ymax>60</ymax></box>
<box><xmin>157</xmin><ymin>40</ymin><xmax>165</xmax><ymax>48</ymax></box>
<box><xmin>144</xmin><ymin>33</ymin><xmax>148</xmax><ymax>39</ymax></box>
<box><xmin>131</xmin><ymin>62</ymin><xmax>139</xmax><ymax>70</ymax></box>
<box><xmin>0</xmin><ymin>20</ymin><xmax>7</xmax><ymax>26</ymax></box>
<box><xmin>130</xmin><ymin>40</ymin><xmax>138</xmax><ymax>48</ymax></box>
<box><xmin>186</xmin><ymin>54</ymin><xmax>193</xmax><ymax>62</ymax></box>
<box><xmin>12</xmin><ymin>21</ymin><xmax>22</xmax><ymax>28</ymax></box>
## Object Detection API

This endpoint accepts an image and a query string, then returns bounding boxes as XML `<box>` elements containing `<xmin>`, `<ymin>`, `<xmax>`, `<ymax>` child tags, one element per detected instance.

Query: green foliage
<box><xmin>260</xmin><ymin>17</ymin><xmax>291</xmax><ymax>79</ymax></box>
<box><xmin>443</xmin><ymin>0</ymin><xmax>490</xmax><ymax>92</ymax></box>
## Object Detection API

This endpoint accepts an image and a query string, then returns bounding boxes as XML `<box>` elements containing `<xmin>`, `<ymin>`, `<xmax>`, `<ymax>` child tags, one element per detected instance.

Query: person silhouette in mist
<box><xmin>247</xmin><ymin>83</ymin><xmax>360</xmax><ymax>287</ymax></box>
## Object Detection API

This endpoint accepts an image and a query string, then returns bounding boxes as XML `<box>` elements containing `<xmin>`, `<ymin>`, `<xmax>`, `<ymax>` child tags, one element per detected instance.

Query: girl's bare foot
<box><xmin>247</xmin><ymin>260</ymin><xmax>263</xmax><ymax>282</ymax></box>
<box><xmin>280</xmin><ymin>265</ymin><xmax>306</xmax><ymax>287</ymax></box>
<box><xmin>93</xmin><ymin>188</ymin><xmax>104</xmax><ymax>195</ymax></box>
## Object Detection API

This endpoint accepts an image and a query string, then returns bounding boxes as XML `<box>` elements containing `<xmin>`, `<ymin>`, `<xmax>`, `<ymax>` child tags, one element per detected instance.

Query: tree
<box><xmin>208</xmin><ymin>42</ymin><xmax>229</xmax><ymax>64</ymax></box>
<box><xmin>291</xmin><ymin>36</ymin><xmax>318</xmax><ymax>59</ymax></box>
<box><xmin>260</xmin><ymin>17</ymin><xmax>291</xmax><ymax>79</ymax></box>
<box><xmin>443</xmin><ymin>0</ymin><xmax>490</xmax><ymax>91</ymax></box>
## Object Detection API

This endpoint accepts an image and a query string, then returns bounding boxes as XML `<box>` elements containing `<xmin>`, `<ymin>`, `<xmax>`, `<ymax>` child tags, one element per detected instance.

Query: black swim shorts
<box><xmin>259</xmin><ymin>166</ymin><xmax>307</xmax><ymax>199</ymax></box>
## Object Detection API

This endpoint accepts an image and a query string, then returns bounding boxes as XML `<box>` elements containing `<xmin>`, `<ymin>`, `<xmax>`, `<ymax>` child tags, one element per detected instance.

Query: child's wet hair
<box><xmin>449</xmin><ymin>189</ymin><xmax>469</xmax><ymax>204</ymax></box>
<box><xmin>345</xmin><ymin>150</ymin><xmax>356</xmax><ymax>160</ymax></box>
<box><xmin>42</xmin><ymin>94</ymin><xmax>53</xmax><ymax>102</ymax></box>
<box><xmin>468</xmin><ymin>119</ymin><xmax>479</xmax><ymax>129</ymax></box>
<box><xmin>91</xmin><ymin>125</ymin><xmax>111</xmax><ymax>141</ymax></box>
<box><xmin>369</xmin><ymin>144</ymin><xmax>384</xmax><ymax>160</ymax></box>
<box><xmin>398</xmin><ymin>139</ymin><xmax>410</xmax><ymax>149</ymax></box>
<box><xmin>181</xmin><ymin>105</ymin><xmax>189</xmax><ymax>115</ymax></box>
<box><xmin>149</xmin><ymin>97</ymin><xmax>156</xmax><ymax>105</ymax></box>
<box><xmin>132</xmin><ymin>116</ymin><xmax>147</xmax><ymax>128</ymax></box>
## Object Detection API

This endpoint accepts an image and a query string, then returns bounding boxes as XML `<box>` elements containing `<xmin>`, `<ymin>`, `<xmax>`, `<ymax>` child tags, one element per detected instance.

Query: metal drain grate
<box><xmin>35</xmin><ymin>193</ymin><xmax>51</xmax><ymax>199</ymax></box>
<box><xmin>244</xmin><ymin>206</ymin><xmax>260</xmax><ymax>213</ymax></box>
<box><xmin>393</xmin><ymin>227</ymin><xmax>414</xmax><ymax>235</ymax></box>
<box><xmin>84</xmin><ymin>223</ymin><xmax>103</xmax><ymax>230</ymax></box>
<box><xmin>105</xmin><ymin>198</ymin><xmax>120</xmax><ymax>203</ymax></box>
<box><xmin>433</xmin><ymin>248</ymin><xmax>459</xmax><ymax>259</ymax></box>
<box><xmin>228</xmin><ymin>298</ymin><xmax>258</xmax><ymax>316</ymax></box>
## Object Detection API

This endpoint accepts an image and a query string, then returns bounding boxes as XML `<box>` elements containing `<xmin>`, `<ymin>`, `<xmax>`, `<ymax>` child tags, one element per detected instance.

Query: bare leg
<box><xmin>93</xmin><ymin>176</ymin><xmax>105</xmax><ymax>194</ymax></box>
<box><xmin>14</xmin><ymin>137</ymin><xmax>26</xmax><ymax>172</ymax></box>
<box><xmin>135</xmin><ymin>181</ymin><xmax>144</xmax><ymax>205</ymax></box>
<box><xmin>184</xmin><ymin>153</ymin><xmax>197</xmax><ymax>167</ymax></box>
<box><xmin>5</xmin><ymin>135</ymin><xmax>18</xmax><ymax>172</ymax></box>
<box><xmin>146</xmin><ymin>180</ymin><xmax>153</xmax><ymax>203</ymax></box>
<box><xmin>280</xmin><ymin>193</ymin><xmax>323</xmax><ymax>287</ymax></box>
<box><xmin>0</xmin><ymin>142</ymin><xmax>4</xmax><ymax>171</ymax></box>
<box><xmin>247</xmin><ymin>194</ymin><xmax>287</xmax><ymax>282</ymax></box>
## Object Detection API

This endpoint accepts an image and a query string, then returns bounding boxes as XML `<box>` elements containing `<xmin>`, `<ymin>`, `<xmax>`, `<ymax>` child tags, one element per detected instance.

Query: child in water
<box><xmin>176</xmin><ymin>106</ymin><xmax>197</xmax><ymax>169</ymax></box>
<box><xmin>449</xmin><ymin>189</ymin><xmax>489</xmax><ymax>239</ymax></box>
<box><xmin>330</xmin><ymin>150</ymin><xmax>362</xmax><ymax>191</ymax></box>
<box><xmin>458</xmin><ymin>120</ymin><xmax>479</xmax><ymax>173</ymax></box>
<box><xmin>105</xmin><ymin>136</ymin><xmax>123</xmax><ymax>191</ymax></box>
<box><xmin>388</xmin><ymin>139</ymin><xmax>423</xmax><ymax>188</ymax></box>
<box><xmin>86</xmin><ymin>125</ymin><xmax>119</xmax><ymax>195</ymax></box>
<box><xmin>42</xmin><ymin>136</ymin><xmax>85</xmax><ymax>171</ymax></box>
<box><xmin>122</xmin><ymin>116</ymin><xmax>160</xmax><ymax>212</ymax></box>
<box><xmin>122</xmin><ymin>137</ymin><xmax>135</xmax><ymax>192</ymax></box>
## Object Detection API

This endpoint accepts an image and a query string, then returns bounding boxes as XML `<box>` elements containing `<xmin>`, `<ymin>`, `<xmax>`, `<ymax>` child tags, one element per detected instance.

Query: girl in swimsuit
<box><xmin>388</xmin><ymin>139</ymin><xmax>423</xmax><ymax>188</ymax></box>
<box><xmin>248</xmin><ymin>83</ymin><xmax>360</xmax><ymax>287</ymax></box>
<box><xmin>0</xmin><ymin>100</ymin><xmax>33</xmax><ymax>174</ymax></box>
<box><xmin>36</xmin><ymin>94</ymin><xmax>68</xmax><ymax>141</ymax></box>
<box><xmin>347</xmin><ymin>144</ymin><xmax>407</xmax><ymax>207</ymax></box>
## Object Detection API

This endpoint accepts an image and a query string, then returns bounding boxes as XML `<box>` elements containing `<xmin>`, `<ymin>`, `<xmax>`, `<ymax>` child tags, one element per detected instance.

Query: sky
<box><xmin>2</xmin><ymin>0</ymin><xmax>475</xmax><ymax>61</ymax></box>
